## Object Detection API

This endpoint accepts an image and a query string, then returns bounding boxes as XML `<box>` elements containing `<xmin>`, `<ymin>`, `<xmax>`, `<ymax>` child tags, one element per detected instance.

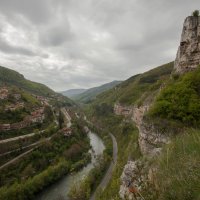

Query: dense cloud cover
<box><xmin>0</xmin><ymin>0</ymin><xmax>199</xmax><ymax>90</ymax></box>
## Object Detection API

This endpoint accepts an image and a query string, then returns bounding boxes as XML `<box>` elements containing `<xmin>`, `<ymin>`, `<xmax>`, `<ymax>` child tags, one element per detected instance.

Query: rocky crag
<box><xmin>116</xmin><ymin>102</ymin><xmax>170</xmax><ymax>199</ymax></box>
<box><xmin>114</xmin><ymin>103</ymin><xmax>170</xmax><ymax>157</ymax></box>
<box><xmin>174</xmin><ymin>16</ymin><xmax>200</xmax><ymax>74</ymax></box>
<box><xmin>118</xmin><ymin>14</ymin><xmax>200</xmax><ymax>200</ymax></box>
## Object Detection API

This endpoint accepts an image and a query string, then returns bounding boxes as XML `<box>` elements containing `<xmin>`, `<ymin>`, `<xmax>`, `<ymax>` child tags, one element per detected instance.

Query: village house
<box><xmin>13</xmin><ymin>93</ymin><xmax>21</xmax><ymax>100</ymax></box>
<box><xmin>30</xmin><ymin>107</ymin><xmax>45</xmax><ymax>123</ymax></box>
<box><xmin>0</xmin><ymin>107</ymin><xmax>46</xmax><ymax>132</ymax></box>
<box><xmin>0</xmin><ymin>87</ymin><xmax>9</xmax><ymax>100</ymax></box>
<box><xmin>61</xmin><ymin>127</ymin><xmax>73</xmax><ymax>137</ymax></box>
<box><xmin>5</xmin><ymin>102</ymin><xmax>25</xmax><ymax>111</ymax></box>
<box><xmin>35</xmin><ymin>96</ymin><xmax>49</xmax><ymax>106</ymax></box>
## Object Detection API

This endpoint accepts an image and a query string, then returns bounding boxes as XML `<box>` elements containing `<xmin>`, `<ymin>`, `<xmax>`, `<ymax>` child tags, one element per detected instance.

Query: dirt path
<box><xmin>0</xmin><ymin>130</ymin><xmax>45</xmax><ymax>144</ymax></box>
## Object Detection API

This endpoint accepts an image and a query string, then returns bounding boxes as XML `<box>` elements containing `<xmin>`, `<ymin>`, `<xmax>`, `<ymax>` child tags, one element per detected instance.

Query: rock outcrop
<box><xmin>114</xmin><ymin>103</ymin><xmax>170</xmax><ymax>157</ymax></box>
<box><xmin>119</xmin><ymin>161</ymin><xmax>146</xmax><ymax>200</ymax></box>
<box><xmin>174</xmin><ymin>16</ymin><xmax>200</xmax><ymax>74</ymax></box>
<box><xmin>116</xmin><ymin>103</ymin><xmax>170</xmax><ymax>199</ymax></box>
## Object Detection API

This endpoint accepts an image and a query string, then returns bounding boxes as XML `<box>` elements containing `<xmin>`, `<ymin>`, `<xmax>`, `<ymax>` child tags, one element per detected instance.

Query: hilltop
<box><xmin>0</xmin><ymin>66</ymin><xmax>74</xmax><ymax>106</ymax></box>
<box><xmin>0</xmin><ymin>66</ymin><xmax>55</xmax><ymax>97</ymax></box>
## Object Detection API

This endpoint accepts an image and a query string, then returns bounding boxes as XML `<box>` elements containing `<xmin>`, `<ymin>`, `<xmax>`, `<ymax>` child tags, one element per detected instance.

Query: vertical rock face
<box><xmin>174</xmin><ymin>16</ymin><xmax>200</xmax><ymax>74</ymax></box>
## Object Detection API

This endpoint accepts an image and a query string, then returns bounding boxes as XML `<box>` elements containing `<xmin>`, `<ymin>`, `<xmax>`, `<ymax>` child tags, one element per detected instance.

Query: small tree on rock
<box><xmin>192</xmin><ymin>10</ymin><xmax>199</xmax><ymax>17</ymax></box>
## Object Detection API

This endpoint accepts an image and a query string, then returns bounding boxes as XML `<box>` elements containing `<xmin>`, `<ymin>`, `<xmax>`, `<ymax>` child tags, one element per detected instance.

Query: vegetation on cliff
<box><xmin>149</xmin><ymin>66</ymin><xmax>200</xmax><ymax>127</ymax></box>
<box><xmin>148</xmin><ymin>130</ymin><xmax>200</xmax><ymax>200</ymax></box>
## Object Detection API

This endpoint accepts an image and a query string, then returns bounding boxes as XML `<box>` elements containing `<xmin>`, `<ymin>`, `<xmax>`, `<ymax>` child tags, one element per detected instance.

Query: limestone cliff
<box><xmin>174</xmin><ymin>16</ymin><xmax>200</xmax><ymax>74</ymax></box>
<box><xmin>117</xmin><ymin>15</ymin><xmax>200</xmax><ymax>199</ymax></box>
<box><xmin>114</xmin><ymin>103</ymin><xmax>170</xmax><ymax>157</ymax></box>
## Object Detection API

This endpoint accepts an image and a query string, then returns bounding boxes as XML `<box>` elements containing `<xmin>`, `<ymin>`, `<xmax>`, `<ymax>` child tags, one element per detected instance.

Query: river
<box><xmin>35</xmin><ymin>131</ymin><xmax>105</xmax><ymax>200</ymax></box>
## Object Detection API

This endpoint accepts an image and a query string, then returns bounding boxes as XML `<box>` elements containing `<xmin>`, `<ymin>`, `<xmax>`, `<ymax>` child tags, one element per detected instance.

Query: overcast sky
<box><xmin>0</xmin><ymin>0</ymin><xmax>199</xmax><ymax>91</ymax></box>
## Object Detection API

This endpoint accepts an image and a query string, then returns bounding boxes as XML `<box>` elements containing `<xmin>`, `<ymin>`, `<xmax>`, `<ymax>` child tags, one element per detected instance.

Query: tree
<box><xmin>192</xmin><ymin>10</ymin><xmax>199</xmax><ymax>17</ymax></box>
<box><xmin>58</xmin><ymin>110</ymin><xmax>64</xmax><ymax>129</ymax></box>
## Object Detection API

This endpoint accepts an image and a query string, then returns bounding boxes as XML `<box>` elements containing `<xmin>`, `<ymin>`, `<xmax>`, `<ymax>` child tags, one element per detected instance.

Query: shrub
<box><xmin>192</xmin><ymin>10</ymin><xmax>199</xmax><ymax>17</ymax></box>
<box><xmin>149</xmin><ymin>67</ymin><xmax>200</xmax><ymax>126</ymax></box>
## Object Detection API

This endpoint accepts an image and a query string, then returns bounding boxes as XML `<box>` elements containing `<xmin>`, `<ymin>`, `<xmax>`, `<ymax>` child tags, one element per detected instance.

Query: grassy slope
<box><xmin>153</xmin><ymin>130</ymin><xmax>200</xmax><ymax>200</ymax></box>
<box><xmin>0</xmin><ymin>66</ymin><xmax>74</xmax><ymax>107</ymax></box>
<box><xmin>0</xmin><ymin>66</ymin><xmax>55</xmax><ymax>97</ymax></box>
<box><xmin>86</xmin><ymin>62</ymin><xmax>200</xmax><ymax>200</ymax></box>
<box><xmin>91</xmin><ymin>62</ymin><xmax>174</xmax><ymax>106</ymax></box>
<box><xmin>82</xmin><ymin>62</ymin><xmax>173</xmax><ymax>200</ymax></box>
<box><xmin>149</xmin><ymin>66</ymin><xmax>200</xmax><ymax>127</ymax></box>
<box><xmin>142</xmin><ymin>67</ymin><xmax>200</xmax><ymax>200</ymax></box>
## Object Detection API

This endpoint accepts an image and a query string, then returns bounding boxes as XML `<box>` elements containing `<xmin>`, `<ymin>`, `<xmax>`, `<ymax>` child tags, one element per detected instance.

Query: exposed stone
<box><xmin>114</xmin><ymin>103</ymin><xmax>133</xmax><ymax>117</ymax></box>
<box><xmin>174</xmin><ymin>16</ymin><xmax>200</xmax><ymax>74</ymax></box>
<box><xmin>119</xmin><ymin>161</ymin><xmax>146</xmax><ymax>200</ymax></box>
<box><xmin>138</xmin><ymin>121</ymin><xmax>170</xmax><ymax>157</ymax></box>
<box><xmin>114</xmin><ymin>103</ymin><xmax>170</xmax><ymax>157</ymax></box>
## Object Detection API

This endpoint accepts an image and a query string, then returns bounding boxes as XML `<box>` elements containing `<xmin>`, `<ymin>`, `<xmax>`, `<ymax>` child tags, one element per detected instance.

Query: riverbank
<box><xmin>68</xmin><ymin>122</ymin><xmax>117</xmax><ymax>200</ymax></box>
<box><xmin>0</xmin><ymin>120</ymin><xmax>91</xmax><ymax>200</ymax></box>
<box><xmin>35</xmin><ymin>131</ymin><xmax>105</xmax><ymax>200</ymax></box>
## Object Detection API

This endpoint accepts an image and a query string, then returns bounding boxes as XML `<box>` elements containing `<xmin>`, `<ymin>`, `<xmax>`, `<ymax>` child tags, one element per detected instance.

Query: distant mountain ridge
<box><xmin>63</xmin><ymin>80</ymin><xmax>122</xmax><ymax>103</ymax></box>
<box><xmin>61</xmin><ymin>89</ymin><xmax>86</xmax><ymax>98</ymax></box>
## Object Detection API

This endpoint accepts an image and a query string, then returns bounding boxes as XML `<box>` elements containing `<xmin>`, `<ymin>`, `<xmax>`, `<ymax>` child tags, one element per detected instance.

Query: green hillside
<box><xmin>0</xmin><ymin>66</ymin><xmax>55</xmax><ymax>97</ymax></box>
<box><xmin>149</xmin><ymin>66</ymin><xmax>200</xmax><ymax>126</ymax></box>
<box><xmin>61</xmin><ymin>89</ymin><xmax>86</xmax><ymax>98</ymax></box>
<box><xmin>90</xmin><ymin>62</ymin><xmax>174</xmax><ymax>107</ymax></box>
<box><xmin>72</xmin><ymin>80</ymin><xmax>122</xmax><ymax>103</ymax></box>
<box><xmin>84</xmin><ymin>62</ymin><xmax>200</xmax><ymax>200</ymax></box>
<box><xmin>0</xmin><ymin>66</ymin><xmax>74</xmax><ymax>107</ymax></box>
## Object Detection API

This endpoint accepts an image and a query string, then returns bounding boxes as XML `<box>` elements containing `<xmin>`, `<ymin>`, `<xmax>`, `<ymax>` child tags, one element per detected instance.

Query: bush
<box><xmin>192</xmin><ymin>10</ymin><xmax>199</xmax><ymax>17</ymax></box>
<box><xmin>149</xmin><ymin>67</ymin><xmax>200</xmax><ymax>126</ymax></box>
<box><xmin>0</xmin><ymin>161</ymin><xmax>70</xmax><ymax>200</ymax></box>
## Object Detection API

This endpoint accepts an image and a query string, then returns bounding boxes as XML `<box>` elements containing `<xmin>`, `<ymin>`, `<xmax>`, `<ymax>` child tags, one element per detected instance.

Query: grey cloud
<box><xmin>0</xmin><ymin>0</ymin><xmax>53</xmax><ymax>24</ymax></box>
<box><xmin>0</xmin><ymin>0</ymin><xmax>199</xmax><ymax>91</ymax></box>
<box><xmin>0</xmin><ymin>36</ymin><xmax>36</xmax><ymax>56</ymax></box>
<box><xmin>39</xmin><ymin>23</ymin><xmax>73</xmax><ymax>47</ymax></box>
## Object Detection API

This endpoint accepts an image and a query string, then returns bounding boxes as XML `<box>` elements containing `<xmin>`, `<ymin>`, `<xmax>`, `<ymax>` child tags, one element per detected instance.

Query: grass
<box><xmin>91</xmin><ymin>62</ymin><xmax>173</xmax><ymax>106</ymax></box>
<box><xmin>150</xmin><ymin>129</ymin><xmax>200</xmax><ymax>200</ymax></box>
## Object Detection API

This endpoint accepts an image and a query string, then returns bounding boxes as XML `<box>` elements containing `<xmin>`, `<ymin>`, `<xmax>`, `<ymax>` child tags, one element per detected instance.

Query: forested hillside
<box><xmin>0</xmin><ymin>66</ymin><xmax>55</xmax><ymax>97</ymax></box>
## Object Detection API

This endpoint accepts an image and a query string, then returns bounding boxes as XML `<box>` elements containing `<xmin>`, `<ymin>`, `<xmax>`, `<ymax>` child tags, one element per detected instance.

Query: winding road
<box><xmin>90</xmin><ymin>133</ymin><xmax>118</xmax><ymax>200</ymax></box>
<box><xmin>0</xmin><ymin>130</ymin><xmax>45</xmax><ymax>144</ymax></box>
<box><xmin>0</xmin><ymin>107</ymin><xmax>70</xmax><ymax>170</ymax></box>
